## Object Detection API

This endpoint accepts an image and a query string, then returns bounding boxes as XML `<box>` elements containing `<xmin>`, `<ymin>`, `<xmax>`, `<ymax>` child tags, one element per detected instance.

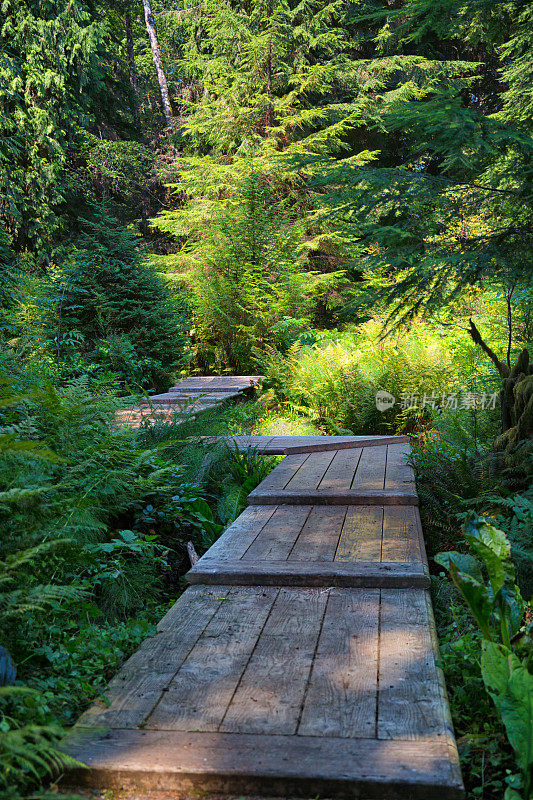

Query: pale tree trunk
<box><xmin>141</xmin><ymin>0</ymin><xmax>172</xmax><ymax>125</ymax></box>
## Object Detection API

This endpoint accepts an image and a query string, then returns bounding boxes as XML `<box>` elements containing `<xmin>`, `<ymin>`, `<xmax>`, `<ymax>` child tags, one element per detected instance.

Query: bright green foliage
<box><xmin>258</xmin><ymin>322</ymin><xmax>460</xmax><ymax>434</ymax></box>
<box><xmin>481</xmin><ymin>643</ymin><xmax>533</xmax><ymax>800</ymax></box>
<box><xmin>437</xmin><ymin>518</ymin><xmax>533</xmax><ymax>798</ymax></box>
<box><xmin>0</xmin><ymin>356</ymin><xmax>274</xmax><ymax>795</ymax></box>
<box><xmin>158</xmin><ymin>159</ymin><xmax>343</xmax><ymax>370</ymax></box>
<box><xmin>179</xmin><ymin>0</ymin><xmax>361</xmax><ymax>152</ymax></box>
<box><xmin>301</xmin><ymin>0</ymin><xmax>533</xmax><ymax>326</ymax></box>
<box><xmin>436</xmin><ymin>519</ymin><xmax>526</xmax><ymax>647</ymax></box>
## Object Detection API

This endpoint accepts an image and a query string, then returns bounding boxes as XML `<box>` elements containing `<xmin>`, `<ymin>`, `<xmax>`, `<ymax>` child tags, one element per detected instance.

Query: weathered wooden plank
<box><xmin>199</xmin><ymin>435</ymin><xmax>411</xmax><ymax>454</ymax></box>
<box><xmin>336</xmin><ymin>506</ymin><xmax>383</xmax><ymax>562</ymax></box>
<box><xmin>63</xmin><ymin>729</ymin><xmax>465</xmax><ymax>798</ymax></box>
<box><xmin>242</xmin><ymin>505</ymin><xmax>312</xmax><ymax>561</ymax></box>
<box><xmin>150</xmin><ymin>392</ymin><xmax>232</xmax><ymax>406</ymax></box>
<box><xmin>193</xmin><ymin>505</ymin><xmax>278</xmax><ymax>564</ymax></box>
<box><xmin>317</xmin><ymin>447</ymin><xmax>362</xmax><ymax>494</ymax></box>
<box><xmin>298</xmin><ymin>588</ymin><xmax>379</xmax><ymax>738</ymax></box>
<box><xmin>249</xmin><ymin>452</ymin><xmax>308</xmax><ymax>492</ymax></box>
<box><xmin>220</xmin><ymin>588</ymin><xmax>328</xmax><ymax>734</ymax></box>
<box><xmin>422</xmin><ymin>588</ymin><xmax>464</xmax><ymax>791</ymax></box>
<box><xmin>288</xmin><ymin>505</ymin><xmax>346</xmax><ymax>562</ymax></box>
<box><xmin>284</xmin><ymin>450</ymin><xmax>337</xmax><ymax>492</ymax></box>
<box><xmin>378</xmin><ymin>589</ymin><xmax>453</xmax><ymax>741</ymax></box>
<box><xmin>167</xmin><ymin>390</ymin><xmax>241</xmax><ymax>403</ymax></box>
<box><xmin>381</xmin><ymin>506</ymin><xmax>423</xmax><ymax>563</ymax></box>
<box><xmin>385</xmin><ymin>443</ymin><xmax>416</xmax><ymax>491</ymax></box>
<box><xmin>352</xmin><ymin>445</ymin><xmax>387</xmax><ymax>491</ymax></box>
<box><xmin>77</xmin><ymin>586</ymin><xmax>230</xmax><ymax>728</ymax></box>
<box><xmin>146</xmin><ymin>587</ymin><xmax>278</xmax><ymax>731</ymax></box>
<box><xmin>186</xmin><ymin>560</ymin><xmax>430</xmax><ymax>588</ymax></box>
<box><xmin>285</xmin><ymin>434</ymin><xmax>410</xmax><ymax>454</ymax></box>
<box><xmin>247</xmin><ymin>489</ymin><xmax>419</xmax><ymax>506</ymax></box>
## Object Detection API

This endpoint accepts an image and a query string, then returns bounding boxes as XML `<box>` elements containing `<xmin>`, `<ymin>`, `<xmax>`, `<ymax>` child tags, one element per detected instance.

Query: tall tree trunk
<box><xmin>125</xmin><ymin>5</ymin><xmax>141</xmax><ymax>132</ymax></box>
<box><xmin>141</xmin><ymin>0</ymin><xmax>172</xmax><ymax>126</ymax></box>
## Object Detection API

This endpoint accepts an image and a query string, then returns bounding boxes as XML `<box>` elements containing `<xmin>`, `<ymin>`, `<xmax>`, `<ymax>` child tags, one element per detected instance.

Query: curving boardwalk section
<box><xmin>63</xmin><ymin>433</ymin><xmax>464</xmax><ymax>799</ymax></box>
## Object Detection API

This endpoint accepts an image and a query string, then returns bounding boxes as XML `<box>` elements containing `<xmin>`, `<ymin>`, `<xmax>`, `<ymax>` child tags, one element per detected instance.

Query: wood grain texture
<box><xmin>146</xmin><ymin>587</ymin><xmax>278</xmax><ymax>731</ymax></box>
<box><xmin>288</xmin><ymin>505</ymin><xmax>346</xmax><ymax>562</ymax></box>
<box><xmin>186</xmin><ymin>561</ymin><xmax>430</xmax><ymax>588</ymax></box>
<box><xmin>63</xmin><ymin>428</ymin><xmax>464</xmax><ymax>800</ymax></box>
<box><xmin>62</xmin><ymin>729</ymin><xmax>464</xmax><ymax>798</ymax></box>
<box><xmin>352</xmin><ymin>445</ymin><xmax>387</xmax><ymax>491</ymax></box>
<box><xmin>381</xmin><ymin>506</ymin><xmax>423</xmax><ymax>563</ymax></box>
<box><xmin>385</xmin><ymin>443</ymin><xmax>415</xmax><ymax>490</ymax></box>
<box><xmin>170</xmin><ymin>376</ymin><xmax>263</xmax><ymax>393</ymax></box>
<box><xmin>242</xmin><ymin>505</ymin><xmax>311</xmax><ymax>561</ymax></box>
<box><xmin>298</xmin><ymin>588</ymin><xmax>379</xmax><ymax>738</ymax></box>
<box><xmin>250</xmin><ymin>452</ymin><xmax>308</xmax><ymax>491</ymax></box>
<box><xmin>198</xmin><ymin>434</ymin><xmax>411</xmax><ymax>454</ymax></box>
<box><xmin>247</xmin><ymin>489</ymin><xmax>419</xmax><ymax>506</ymax></box>
<box><xmin>336</xmin><ymin>506</ymin><xmax>383</xmax><ymax>562</ymax></box>
<box><xmin>78</xmin><ymin>586</ymin><xmax>230</xmax><ymax>728</ymax></box>
<box><xmin>220</xmin><ymin>588</ymin><xmax>328</xmax><ymax>734</ymax></box>
<box><xmin>378</xmin><ymin>589</ymin><xmax>452</xmax><ymax>741</ymax></box>
<box><xmin>284</xmin><ymin>450</ymin><xmax>337</xmax><ymax>491</ymax></box>
<box><xmin>193</xmin><ymin>505</ymin><xmax>278</xmax><ymax>564</ymax></box>
<box><xmin>317</xmin><ymin>448</ymin><xmax>363</xmax><ymax>492</ymax></box>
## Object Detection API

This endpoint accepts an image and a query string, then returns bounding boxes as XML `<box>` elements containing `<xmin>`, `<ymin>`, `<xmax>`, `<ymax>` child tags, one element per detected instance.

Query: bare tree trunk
<box><xmin>125</xmin><ymin>5</ymin><xmax>141</xmax><ymax>131</ymax></box>
<box><xmin>141</xmin><ymin>0</ymin><xmax>172</xmax><ymax>126</ymax></box>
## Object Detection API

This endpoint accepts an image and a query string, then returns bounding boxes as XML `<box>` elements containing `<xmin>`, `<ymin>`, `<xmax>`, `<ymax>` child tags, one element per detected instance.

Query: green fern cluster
<box><xmin>257</xmin><ymin>321</ymin><xmax>462</xmax><ymax>434</ymax></box>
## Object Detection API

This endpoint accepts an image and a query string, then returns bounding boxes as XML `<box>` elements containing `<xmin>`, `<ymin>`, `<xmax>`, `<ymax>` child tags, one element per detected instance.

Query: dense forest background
<box><xmin>1</xmin><ymin>1</ymin><xmax>532</xmax><ymax>798</ymax></box>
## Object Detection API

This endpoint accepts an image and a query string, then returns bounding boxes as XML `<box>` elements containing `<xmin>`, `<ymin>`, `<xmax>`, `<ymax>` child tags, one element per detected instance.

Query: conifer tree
<box><xmin>156</xmin><ymin>158</ymin><xmax>343</xmax><ymax>370</ymax></box>
<box><xmin>44</xmin><ymin>206</ymin><xmax>185</xmax><ymax>388</ymax></box>
<box><xmin>0</xmin><ymin>0</ymin><xmax>126</xmax><ymax>257</ymax></box>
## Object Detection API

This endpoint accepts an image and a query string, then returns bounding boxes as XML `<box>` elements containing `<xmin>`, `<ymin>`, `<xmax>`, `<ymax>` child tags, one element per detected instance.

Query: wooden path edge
<box><xmin>199</xmin><ymin>435</ymin><xmax>411</xmax><ymax>454</ymax></box>
<box><xmin>186</xmin><ymin>560</ymin><xmax>431</xmax><ymax>588</ymax></box>
<box><xmin>62</xmin><ymin>729</ymin><xmax>464</xmax><ymax>799</ymax></box>
<box><xmin>247</xmin><ymin>489</ymin><xmax>419</xmax><ymax>506</ymax></box>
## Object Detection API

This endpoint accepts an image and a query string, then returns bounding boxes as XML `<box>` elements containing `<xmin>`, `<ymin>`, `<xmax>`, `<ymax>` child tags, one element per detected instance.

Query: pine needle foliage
<box><xmin>157</xmin><ymin>157</ymin><xmax>344</xmax><ymax>370</ymax></box>
<box><xmin>38</xmin><ymin>207</ymin><xmax>186</xmax><ymax>388</ymax></box>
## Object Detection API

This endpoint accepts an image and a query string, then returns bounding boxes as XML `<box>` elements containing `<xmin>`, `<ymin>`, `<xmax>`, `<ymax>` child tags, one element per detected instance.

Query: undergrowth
<box><xmin>0</xmin><ymin>362</ymin><xmax>273</xmax><ymax>797</ymax></box>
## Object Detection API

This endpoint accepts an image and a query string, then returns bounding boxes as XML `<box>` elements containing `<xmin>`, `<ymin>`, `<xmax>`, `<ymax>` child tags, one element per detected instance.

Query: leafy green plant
<box><xmin>437</xmin><ymin>518</ymin><xmax>533</xmax><ymax>799</ymax></box>
<box><xmin>0</xmin><ymin>687</ymin><xmax>82</xmax><ymax>793</ymax></box>
<box><xmin>257</xmin><ymin>321</ymin><xmax>460</xmax><ymax>435</ymax></box>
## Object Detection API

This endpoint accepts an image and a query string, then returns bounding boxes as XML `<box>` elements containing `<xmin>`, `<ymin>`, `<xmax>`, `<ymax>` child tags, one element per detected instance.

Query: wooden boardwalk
<box><xmin>115</xmin><ymin>376</ymin><xmax>263</xmax><ymax>428</ymax></box>
<box><xmin>63</xmin><ymin>434</ymin><xmax>464</xmax><ymax>798</ymax></box>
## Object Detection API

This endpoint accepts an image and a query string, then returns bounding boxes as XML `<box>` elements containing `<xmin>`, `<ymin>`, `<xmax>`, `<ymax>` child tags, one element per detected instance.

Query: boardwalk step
<box><xmin>63</xmin><ymin>585</ymin><xmax>462</xmax><ymax>798</ymax></box>
<box><xmin>200</xmin><ymin>434</ymin><xmax>410</xmax><ymax>454</ymax></box>
<box><xmin>247</xmin><ymin>444</ymin><xmax>417</xmax><ymax>506</ymax></box>
<box><xmin>169</xmin><ymin>375</ymin><xmax>263</xmax><ymax>393</ymax></box>
<box><xmin>187</xmin><ymin>504</ymin><xmax>429</xmax><ymax>587</ymax></box>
